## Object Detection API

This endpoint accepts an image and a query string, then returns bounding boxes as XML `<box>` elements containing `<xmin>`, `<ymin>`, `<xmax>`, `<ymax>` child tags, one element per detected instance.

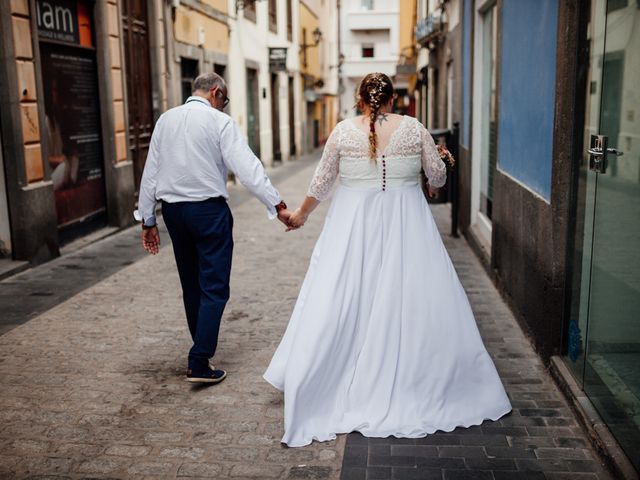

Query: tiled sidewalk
<box><xmin>339</xmin><ymin>206</ymin><xmax>613</xmax><ymax>480</ymax></box>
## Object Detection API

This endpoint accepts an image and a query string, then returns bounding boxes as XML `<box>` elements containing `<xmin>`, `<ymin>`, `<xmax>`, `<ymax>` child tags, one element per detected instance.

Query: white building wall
<box><xmin>318</xmin><ymin>0</ymin><xmax>340</xmax><ymax>98</ymax></box>
<box><xmin>339</xmin><ymin>0</ymin><xmax>400</xmax><ymax>118</ymax></box>
<box><xmin>227</xmin><ymin>0</ymin><xmax>301</xmax><ymax>166</ymax></box>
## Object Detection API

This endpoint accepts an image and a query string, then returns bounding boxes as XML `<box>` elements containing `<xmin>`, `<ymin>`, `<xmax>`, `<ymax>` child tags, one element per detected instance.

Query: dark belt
<box><xmin>161</xmin><ymin>197</ymin><xmax>226</xmax><ymax>205</ymax></box>
<box><xmin>203</xmin><ymin>196</ymin><xmax>226</xmax><ymax>204</ymax></box>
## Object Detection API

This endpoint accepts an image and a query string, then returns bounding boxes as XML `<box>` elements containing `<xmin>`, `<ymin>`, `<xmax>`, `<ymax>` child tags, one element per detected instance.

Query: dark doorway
<box><xmin>271</xmin><ymin>73</ymin><xmax>281</xmax><ymax>162</ymax></box>
<box><xmin>246</xmin><ymin>68</ymin><xmax>261</xmax><ymax>158</ymax></box>
<box><xmin>214</xmin><ymin>64</ymin><xmax>226</xmax><ymax>78</ymax></box>
<box><xmin>181</xmin><ymin>58</ymin><xmax>199</xmax><ymax>104</ymax></box>
<box><xmin>288</xmin><ymin>76</ymin><xmax>296</xmax><ymax>157</ymax></box>
<box><xmin>214</xmin><ymin>64</ymin><xmax>228</xmax><ymax>113</ymax></box>
<box><xmin>121</xmin><ymin>0</ymin><xmax>154</xmax><ymax>191</ymax></box>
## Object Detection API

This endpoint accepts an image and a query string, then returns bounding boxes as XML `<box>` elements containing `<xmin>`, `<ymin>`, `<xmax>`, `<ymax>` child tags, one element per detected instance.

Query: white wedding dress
<box><xmin>264</xmin><ymin>115</ymin><xmax>512</xmax><ymax>447</ymax></box>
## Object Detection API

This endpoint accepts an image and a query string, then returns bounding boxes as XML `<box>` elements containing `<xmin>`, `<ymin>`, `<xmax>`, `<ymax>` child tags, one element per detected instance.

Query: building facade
<box><xmin>338</xmin><ymin>0</ymin><xmax>400</xmax><ymax>118</ymax></box>
<box><xmin>0</xmin><ymin>0</ymin><xmax>136</xmax><ymax>265</ymax></box>
<box><xmin>0</xmin><ymin>0</ymin><xmax>339</xmax><ymax>268</ymax></box>
<box><xmin>415</xmin><ymin>0</ymin><xmax>461</xmax><ymax>131</ymax></box>
<box><xmin>415</xmin><ymin>0</ymin><xmax>639</xmax><ymax>473</ymax></box>
<box><xmin>299</xmin><ymin>0</ymin><xmax>339</xmax><ymax>149</ymax></box>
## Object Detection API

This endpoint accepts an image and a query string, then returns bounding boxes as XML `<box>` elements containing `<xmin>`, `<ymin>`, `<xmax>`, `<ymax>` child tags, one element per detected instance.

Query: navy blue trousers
<box><xmin>161</xmin><ymin>197</ymin><xmax>233</xmax><ymax>373</ymax></box>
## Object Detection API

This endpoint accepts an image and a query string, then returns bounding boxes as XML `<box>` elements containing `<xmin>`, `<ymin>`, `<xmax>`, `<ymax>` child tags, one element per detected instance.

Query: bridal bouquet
<box><xmin>436</xmin><ymin>144</ymin><xmax>456</xmax><ymax>169</ymax></box>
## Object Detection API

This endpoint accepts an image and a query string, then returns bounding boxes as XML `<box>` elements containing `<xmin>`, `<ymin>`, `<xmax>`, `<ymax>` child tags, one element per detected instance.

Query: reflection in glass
<box><xmin>566</xmin><ymin>0</ymin><xmax>640</xmax><ymax>469</ymax></box>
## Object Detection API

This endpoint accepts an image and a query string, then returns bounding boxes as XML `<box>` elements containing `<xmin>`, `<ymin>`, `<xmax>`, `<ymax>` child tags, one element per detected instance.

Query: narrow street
<box><xmin>0</xmin><ymin>153</ymin><xmax>612</xmax><ymax>479</ymax></box>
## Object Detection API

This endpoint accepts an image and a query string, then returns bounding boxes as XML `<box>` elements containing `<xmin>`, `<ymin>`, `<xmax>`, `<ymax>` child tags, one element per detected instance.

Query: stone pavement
<box><xmin>0</xmin><ymin>154</ymin><xmax>343</xmax><ymax>479</ymax></box>
<box><xmin>0</xmin><ymin>152</ymin><xmax>613</xmax><ymax>480</ymax></box>
<box><xmin>0</xmin><ymin>152</ymin><xmax>317</xmax><ymax>336</ymax></box>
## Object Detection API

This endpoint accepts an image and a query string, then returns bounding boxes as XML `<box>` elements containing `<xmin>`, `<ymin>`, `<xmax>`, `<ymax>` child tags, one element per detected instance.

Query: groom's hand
<box><xmin>141</xmin><ymin>226</ymin><xmax>160</xmax><ymax>255</ymax></box>
<box><xmin>277</xmin><ymin>209</ymin><xmax>292</xmax><ymax>229</ymax></box>
<box><xmin>286</xmin><ymin>208</ymin><xmax>308</xmax><ymax>231</ymax></box>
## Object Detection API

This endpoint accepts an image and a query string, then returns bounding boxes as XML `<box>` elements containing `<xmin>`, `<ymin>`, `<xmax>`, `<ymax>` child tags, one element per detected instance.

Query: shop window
<box><xmin>38</xmin><ymin>0</ymin><xmax>108</xmax><ymax>230</ymax></box>
<box><xmin>362</xmin><ymin>45</ymin><xmax>375</xmax><ymax>58</ymax></box>
<box><xmin>181</xmin><ymin>58</ymin><xmax>199</xmax><ymax>103</ymax></box>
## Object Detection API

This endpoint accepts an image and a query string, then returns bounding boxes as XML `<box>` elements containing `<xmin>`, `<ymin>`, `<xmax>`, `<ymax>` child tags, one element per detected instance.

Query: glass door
<box><xmin>479</xmin><ymin>4</ymin><xmax>497</xmax><ymax>221</ymax></box>
<box><xmin>566</xmin><ymin>0</ymin><xmax>640</xmax><ymax>470</ymax></box>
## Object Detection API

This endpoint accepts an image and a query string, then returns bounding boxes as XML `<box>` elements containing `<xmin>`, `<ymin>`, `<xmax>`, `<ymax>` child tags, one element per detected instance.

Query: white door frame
<box><xmin>470</xmin><ymin>0</ymin><xmax>496</xmax><ymax>248</ymax></box>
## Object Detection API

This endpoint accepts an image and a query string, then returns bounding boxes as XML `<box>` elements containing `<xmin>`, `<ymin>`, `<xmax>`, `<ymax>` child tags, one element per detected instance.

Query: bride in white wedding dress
<box><xmin>264</xmin><ymin>73</ymin><xmax>512</xmax><ymax>447</ymax></box>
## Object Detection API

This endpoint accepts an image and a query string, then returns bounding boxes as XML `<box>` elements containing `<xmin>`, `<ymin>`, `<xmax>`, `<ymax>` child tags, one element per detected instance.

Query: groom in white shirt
<box><xmin>135</xmin><ymin>72</ymin><xmax>291</xmax><ymax>383</ymax></box>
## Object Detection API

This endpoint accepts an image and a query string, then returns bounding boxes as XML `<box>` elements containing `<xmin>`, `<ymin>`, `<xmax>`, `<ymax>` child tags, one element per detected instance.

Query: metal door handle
<box><xmin>588</xmin><ymin>147</ymin><xmax>603</xmax><ymax>157</ymax></box>
<box><xmin>588</xmin><ymin>147</ymin><xmax>623</xmax><ymax>157</ymax></box>
<box><xmin>608</xmin><ymin>148</ymin><xmax>624</xmax><ymax>157</ymax></box>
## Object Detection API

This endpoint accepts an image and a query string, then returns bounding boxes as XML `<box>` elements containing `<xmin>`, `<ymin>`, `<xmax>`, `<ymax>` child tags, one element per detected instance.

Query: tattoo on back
<box><xmin>376</xmin><ymin>113</ymin><xmax>389</xmax><ymax>126</ymax></box>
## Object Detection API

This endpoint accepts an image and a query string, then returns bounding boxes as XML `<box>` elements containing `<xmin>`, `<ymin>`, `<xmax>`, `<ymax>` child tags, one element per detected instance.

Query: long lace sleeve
<box><xmin>420</xmin><ymin>123</ymin><xmax>447</xmax><ymax>188</ymax></box>
<box><xmin>307</xmin><ymin>123</ymin><xmax>341</xmax><ymax>201</ymax></box>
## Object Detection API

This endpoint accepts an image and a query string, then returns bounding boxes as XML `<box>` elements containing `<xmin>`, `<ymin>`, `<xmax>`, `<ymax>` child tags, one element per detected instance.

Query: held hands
<box><xmin>277</xmin><ymin>209</ymin><xmax>293</xmax><ymax>229</ymax></box>
<box><xmin>276</xmin><ymin>207</ymin><xmax>308</xmax><ymax>231</ymax></box>
<box><xmin>141</xmin><ymin>226</ymin><xmax>160</xmax><ymax>255</ymax></box>
<box><xmin>286</xmin><ymin>208</ymin><xmax>308</xmax><ymax>231</ymax></box>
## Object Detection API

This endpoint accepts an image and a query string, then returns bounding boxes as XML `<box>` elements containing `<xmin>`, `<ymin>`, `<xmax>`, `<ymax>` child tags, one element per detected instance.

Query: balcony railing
<box><xmin>416</xmin><ymin>13</ymin><xmax>444</xmax><ymax>44</ymax></box>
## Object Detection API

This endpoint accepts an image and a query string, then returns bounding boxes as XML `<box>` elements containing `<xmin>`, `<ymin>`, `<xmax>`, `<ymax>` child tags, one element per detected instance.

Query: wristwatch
<box><xmin>275</xmin><ymin>200</ymin><xmax>287</xmax><ymax>213</ymax></box>
<box><xmin>134</xmin><ymin>209</ymin><xmax>157</xmax><ymax>229</ymax></box>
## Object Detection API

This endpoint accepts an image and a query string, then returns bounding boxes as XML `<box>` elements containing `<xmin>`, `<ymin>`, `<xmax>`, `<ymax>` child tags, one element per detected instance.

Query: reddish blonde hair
<box><xmin>356</xmin><ymin>73</ymin><xmax>394</xmax><ymax>161</ymax></box>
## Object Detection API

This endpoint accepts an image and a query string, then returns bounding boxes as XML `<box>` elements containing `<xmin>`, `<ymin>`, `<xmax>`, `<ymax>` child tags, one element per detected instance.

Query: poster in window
<box><xmin>40</xmin><ymin>41</ymin><xmax>105</xmax><ymax>226</ymax></box>
<box><xmin>37</xmin><ymin>0</ymin><xmax>105</xmax><ymax>226</ymax></box>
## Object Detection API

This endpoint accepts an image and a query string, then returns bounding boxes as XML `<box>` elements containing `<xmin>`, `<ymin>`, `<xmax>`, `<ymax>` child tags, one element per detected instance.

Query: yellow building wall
<box><xmin>10</xmin><ymin>0</ymin><xmax>43</xmax><ymax>182</ymax></box>
<box><xmin>325</xmin><ymin>96</ymin><xmax>337</xmax><ymax>139</ymax></box>
<box><xmin>174</xmin><ymin>6</ymin><xmax>229</xmax><ymax>53</ymax></box>
<box><xmin>399</xmin><ymin>0</ymin><xmax>417</xmax><ymax>58</ymax></box>
<box><xmin>108</xmin><ymin>0</ymin><xmax>127</xmax><ymax>162</ymax></box>
<box><xmin>299</xmin><ymin>3</ymin><xmax>320</xmax><ymax>78</ymax></box>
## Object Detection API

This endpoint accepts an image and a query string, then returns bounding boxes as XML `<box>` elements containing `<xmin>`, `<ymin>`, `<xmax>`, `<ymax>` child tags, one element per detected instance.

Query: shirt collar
<box><xmin>185</xmin><ymin>96</ymin><xmax>210</xmax><ymax>107</ymax></box>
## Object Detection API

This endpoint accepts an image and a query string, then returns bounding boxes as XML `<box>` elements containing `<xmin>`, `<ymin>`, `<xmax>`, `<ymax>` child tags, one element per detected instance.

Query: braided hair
<box><xmin>356</xmin><ymin>73</ymin><xmax>394</xmax><ymax>161</ymax></box>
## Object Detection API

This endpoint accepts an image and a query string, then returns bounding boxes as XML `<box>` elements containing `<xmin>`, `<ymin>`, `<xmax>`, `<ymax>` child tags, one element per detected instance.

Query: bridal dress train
<box><xmin>264</xmin><ymin>115</ymin><xmax>512</xmax><ymax>447</ymax></box>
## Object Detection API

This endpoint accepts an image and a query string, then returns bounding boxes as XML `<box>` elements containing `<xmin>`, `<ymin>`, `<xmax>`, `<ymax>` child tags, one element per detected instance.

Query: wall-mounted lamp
<box><xmin>300</xmin><ymin>27</ymin><xmax>323</xmax><ymax>69</ymax></box>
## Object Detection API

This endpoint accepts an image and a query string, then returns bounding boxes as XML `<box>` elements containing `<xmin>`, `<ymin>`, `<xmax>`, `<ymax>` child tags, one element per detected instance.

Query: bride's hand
<box><xmin>427</xmin><ymin>184</ymin><xmax>438</xmax><ymax>199</ymax></box>
<box><xmin>287</xmin><ymin>208</ymin><xmax>308</xmax><ymax>231</ymax></box>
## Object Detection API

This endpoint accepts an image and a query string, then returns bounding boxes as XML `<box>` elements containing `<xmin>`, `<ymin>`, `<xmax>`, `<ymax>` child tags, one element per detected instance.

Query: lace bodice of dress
<box><xmin>307</xmin><ymin>115</ymin><xmax>447</xmax><ymax>201</ymax></box>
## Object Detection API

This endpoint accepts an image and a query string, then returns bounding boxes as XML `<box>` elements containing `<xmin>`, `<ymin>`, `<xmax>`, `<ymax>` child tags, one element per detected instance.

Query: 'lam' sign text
<box><xmin>37</xmin><ymin>0</ymin><xmax>80</xmax><ymax>45</ymax></box>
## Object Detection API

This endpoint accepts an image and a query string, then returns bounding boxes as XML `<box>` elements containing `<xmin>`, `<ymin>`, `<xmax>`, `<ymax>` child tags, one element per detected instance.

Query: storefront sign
<box><xmin>36</xmin><ymin>0</ymin><xmax>93</xmax><ymax>47</ymax></box>
<box><xmin>269</xmin><ymin>47</ymin><xmax>287</xmax><ymax>72</ymax></box>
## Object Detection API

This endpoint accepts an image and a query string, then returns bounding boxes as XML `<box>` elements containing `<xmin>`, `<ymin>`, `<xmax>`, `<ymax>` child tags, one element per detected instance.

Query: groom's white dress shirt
<box><xmin>135</xmin><ymin>96</ymin><xmax>281</xmax><ymax>226</ymax></box>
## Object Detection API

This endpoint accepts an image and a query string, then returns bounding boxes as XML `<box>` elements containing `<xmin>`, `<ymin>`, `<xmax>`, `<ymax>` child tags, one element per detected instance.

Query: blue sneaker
<box><xmin>186</xmin><ymin>367</ymin><xmax>227</xmax><ymax>384</ymax></box>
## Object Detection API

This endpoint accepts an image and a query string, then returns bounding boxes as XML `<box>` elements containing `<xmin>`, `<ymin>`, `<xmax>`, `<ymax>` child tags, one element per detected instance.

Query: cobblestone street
<box><xmin>0</xmin><ymin>153</ymin><xmax>613</xmax><ymax>479</ymax></box>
